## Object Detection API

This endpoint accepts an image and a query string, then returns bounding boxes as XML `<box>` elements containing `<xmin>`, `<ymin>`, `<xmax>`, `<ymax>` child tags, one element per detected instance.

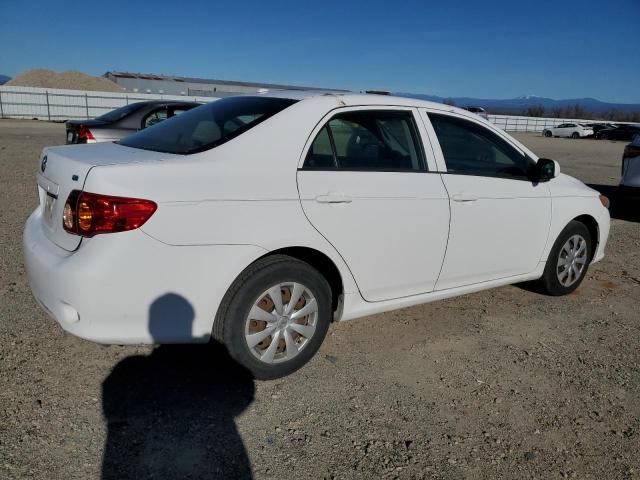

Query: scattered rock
<box><xmin>325</xmin><ymin>355</ymin><xmax>338</xmax><ymax>364</ymax></box>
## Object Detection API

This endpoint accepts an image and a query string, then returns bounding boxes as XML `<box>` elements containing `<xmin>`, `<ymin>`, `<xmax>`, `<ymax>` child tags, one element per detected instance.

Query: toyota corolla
<box><xmin>23</xmin><ymin>92</ymin><xmax>610</xmax><ymax>379</ymax></box>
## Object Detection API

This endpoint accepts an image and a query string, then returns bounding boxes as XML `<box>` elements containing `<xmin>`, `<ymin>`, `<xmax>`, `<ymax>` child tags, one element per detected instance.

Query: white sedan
<box><xmin>23</xmin><ymin>92</ymin><xmax>610</xmax><ymax>379</ymax></box>
<box><xmin>543</xmin><ymin>123</ymin><xmax>594</xmax><ymax>138</ymax></box>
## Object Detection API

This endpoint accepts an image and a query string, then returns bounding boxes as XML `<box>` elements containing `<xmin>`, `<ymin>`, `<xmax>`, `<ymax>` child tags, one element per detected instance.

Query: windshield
<box><xmin>118</xmin><ymin>96</ymin><xmax>298</xmax><ymax>154</ymax></box>
<box><xmin>96</xmin><ymin>102</ymin><xmax>147</xmax><ymax>122</ymax></box>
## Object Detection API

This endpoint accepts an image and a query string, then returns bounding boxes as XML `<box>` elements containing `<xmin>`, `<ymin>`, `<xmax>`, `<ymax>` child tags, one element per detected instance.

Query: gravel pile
<box><xmin>5</xmin><ymin>69</ymin><xmax>123</xmax><ymax>92</ymax></box>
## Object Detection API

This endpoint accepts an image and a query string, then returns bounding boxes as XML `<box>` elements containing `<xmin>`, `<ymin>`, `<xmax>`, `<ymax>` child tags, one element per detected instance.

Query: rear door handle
<box><xmin>452</xmin><ymin>193</ymin><xmax>478</xmax><ymax>202</ymax></box>
<box><xmin>315</xmin><ymin>193</ymin><xmax>353</xmax><ymax>204</ymax></box>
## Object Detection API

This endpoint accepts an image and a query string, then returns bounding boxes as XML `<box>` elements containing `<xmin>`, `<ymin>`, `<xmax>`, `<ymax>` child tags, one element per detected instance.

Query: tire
<box><xmin>571</xmin><ymin>132</ymin><xmax>579</xmax><ymax>139</ymax></box>
<box><xmin>213</xmin><ymin>255</ymin><xmax>332</xmax><ymax>380</ymax></box>
<box><xmin>600</xmin><ymin>133</ymin><xmax>608</xmax><ymax>140</ymax></box>
<box><xmin>537</xmin><ymin>221</ymin><xmax>593</xmax><ymax>296</ymax></box>
<box><xmin>544</xmin><ymin>130</ymin><xmax>552</xmax><ymax>137</ymax></box>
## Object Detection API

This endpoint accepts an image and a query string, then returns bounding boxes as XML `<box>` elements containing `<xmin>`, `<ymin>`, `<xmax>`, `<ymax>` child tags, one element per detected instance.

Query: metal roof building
<box><xmin>103</xmin><ymin>71</ymin><xmax>348</xmax><ymax>97</ymax></box>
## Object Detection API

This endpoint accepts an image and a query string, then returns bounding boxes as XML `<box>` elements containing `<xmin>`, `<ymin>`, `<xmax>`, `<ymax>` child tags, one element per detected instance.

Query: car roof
<box><xmin>250</xmin><ymin>90</ymin><xmax>478</xmax><ymax>117</ymax></box>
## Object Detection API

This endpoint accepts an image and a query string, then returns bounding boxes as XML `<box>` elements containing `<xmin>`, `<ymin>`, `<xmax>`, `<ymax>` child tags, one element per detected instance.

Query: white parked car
<box><xmin>543</xmin><ymin>123</ymin><xmax>594</xmax><ymax>138</ymax></box>
<box><xmin>620</xmin><ymin>134</ymin><xmax>640</xmax><ymax>198</ymax></box>
<box><xmin>464</xmin><ymin>106</ymin><xmax>489</xmax><ymax>120</ymax></box>
<box><xmin>24</xmin><ymin>93</ymin><xmax>611</xmax><ymax>379</ymax></box>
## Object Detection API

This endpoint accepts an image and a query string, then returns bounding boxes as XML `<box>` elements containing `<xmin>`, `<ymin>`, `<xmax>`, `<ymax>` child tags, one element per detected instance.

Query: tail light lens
<box><xmin>77</xmin><ymin>125</ymin><xmax>95</xmax><ymax>142</ymax></box>
<box><xmin>62</xmin><ymin>190</ymin><xmax>157</xmax><ymax>237</ymax></box>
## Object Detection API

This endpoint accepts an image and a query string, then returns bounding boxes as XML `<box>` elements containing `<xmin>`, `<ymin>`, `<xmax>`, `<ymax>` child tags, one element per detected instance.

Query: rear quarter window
<box><xmin>119</xmin><ymin>97</ymin><xmax>297</xmax><ymax>154</ymax></box>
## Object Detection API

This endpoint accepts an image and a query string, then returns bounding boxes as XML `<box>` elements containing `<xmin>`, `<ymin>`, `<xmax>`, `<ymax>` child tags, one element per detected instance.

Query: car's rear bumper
<box><xmin>23</xmin><ymin>209</ymin><xmax>267</xmax><ymax>344</ymax></box>
<box><xmin>620</xmin><ymin>155</ymin><xmax>640</xmax><ymax>189</ymax></box>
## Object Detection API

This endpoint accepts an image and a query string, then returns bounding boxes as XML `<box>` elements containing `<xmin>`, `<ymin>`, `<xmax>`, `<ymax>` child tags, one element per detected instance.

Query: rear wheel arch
<box><xmin>211</xmin><ymin>253</ymin><xmax>333</xmax><ymax>379</ymax></box>
<box><xmin>256</xmin><ymin>247</ymin><xmax>344</xmax><ymax>312</ymax></box>
<box><xmin>214</xmin><ymin>246</ymin><xmax>345</xmax><ymax>332</ymax></box>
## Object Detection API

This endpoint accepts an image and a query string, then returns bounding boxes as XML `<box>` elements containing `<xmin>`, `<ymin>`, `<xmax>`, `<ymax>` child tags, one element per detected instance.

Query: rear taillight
<box><xmin>77</xmin><ymin>125</ymin><xmax>95</xmax><ymax>141</ymax></box>
<box><xmin>62</xmin><ymin>190</ymin><xmax>157</xmax><ymax>237</ymax></box>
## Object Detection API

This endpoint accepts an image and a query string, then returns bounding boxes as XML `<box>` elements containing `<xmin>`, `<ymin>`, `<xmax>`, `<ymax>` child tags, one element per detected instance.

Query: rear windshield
<box><xmin>96</xmin><ymin>102</ymin><xmax>147</xmax><ymax>122</ymax></box>
<box><xmin>118</xmin><ymin>96</ymin><xmax>298</xmax><ymax>154</ymax></box>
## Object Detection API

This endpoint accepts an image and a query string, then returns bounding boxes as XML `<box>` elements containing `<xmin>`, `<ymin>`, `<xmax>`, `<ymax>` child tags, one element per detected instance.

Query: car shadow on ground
<box><xmin>587</xmin><ymin>183</ymin><xmax>640</xmax><ymax>223</ymax></box>
<box><xmin>101</xmin><ymin>293</ymin><xmax>255</xmax><ymax>479</ymax></box>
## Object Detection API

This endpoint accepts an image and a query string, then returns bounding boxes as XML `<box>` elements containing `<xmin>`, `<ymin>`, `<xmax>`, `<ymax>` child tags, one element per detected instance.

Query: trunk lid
<box><xmin>66</xmin><ymin>119</ymin><xmax>110</xmax><ymax>128</ymax></box>
<box><xmin>36</xmin><ymin>142</ymin><xmax>168</xmax><ymax>251</ymax></box>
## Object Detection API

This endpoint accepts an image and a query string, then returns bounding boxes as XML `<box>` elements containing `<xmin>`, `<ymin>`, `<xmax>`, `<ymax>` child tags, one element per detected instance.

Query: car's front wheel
<box><xmin>544</xmin><ymin>130</ymin><xmax>552</xmax><ymax>137</ymax></box>
<box><xmin>537</xmin><ymin>221</ymin><xmax>592</xmax><ymax>296</ymax></box>
<box><xmin>571</xmin><ymin>132</ymin><xmax>580</xmax><ymax>139</ymax></box>
<box><xmin>213</xmin><ymin>255</ymin><xmax>332</xmax><ymax>379</ymax></box>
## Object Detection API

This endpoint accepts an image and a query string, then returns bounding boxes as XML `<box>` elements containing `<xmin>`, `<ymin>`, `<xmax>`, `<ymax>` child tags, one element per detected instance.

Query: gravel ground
<box><xmin>1</xmin><ymin>121</ymin><xmax>638</xmax><ymax>479</ymax></box>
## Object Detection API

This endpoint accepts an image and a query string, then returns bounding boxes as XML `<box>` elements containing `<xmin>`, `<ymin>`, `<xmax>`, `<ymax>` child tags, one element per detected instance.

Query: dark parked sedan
<box><xmin>596</xmin><ymin>124</ymin><xmax>640</xmax><ymax>141</ymax></box>
<box><xmin>588</xmin><ymin>123</ymin><xmax>618</xmax><ymax>137</ymax></box>
<box><xmin>65</xmin><ymin>100</ymin><xmax>201</xmax><ymax>144</ymax></box>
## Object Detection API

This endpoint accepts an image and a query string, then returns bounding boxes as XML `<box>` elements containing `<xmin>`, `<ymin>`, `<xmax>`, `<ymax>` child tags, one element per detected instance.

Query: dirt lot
<box><xmin>1</xmin><ymin>120</ymin><xmax>638</xmax><ymax>479</ymax></box>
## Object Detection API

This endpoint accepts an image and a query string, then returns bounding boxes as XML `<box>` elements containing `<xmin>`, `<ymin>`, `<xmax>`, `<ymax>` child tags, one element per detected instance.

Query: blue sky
<box><xmin>1</xmin><ymin>0</ymin><xmax>638</xmax><ymax>103</ymax></box>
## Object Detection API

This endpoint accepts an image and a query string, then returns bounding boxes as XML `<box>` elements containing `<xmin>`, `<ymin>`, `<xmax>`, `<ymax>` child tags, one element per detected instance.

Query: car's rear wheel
<box><xmin>537</xmin><ymin>221</ymin><xmax>592</xmax><ymax>296</ymax></box>
<box><xmin>213</xmin><ymin>255</ymin><xmax>332</xmax><ymax>380</ymax></box>
<box><xmin>571</xmin><ymin>132</ymin><xmax>579</xmax><ymax>139</ymax></box>
<box><xmin>544</xmin><ymin>130</ymin><xmax>552</xmax><ymax>137</ymax></box>
<box><xmin>599</xmin><ymin>133</ymin><xmax>608</xmax><ymax>140</ymax></box>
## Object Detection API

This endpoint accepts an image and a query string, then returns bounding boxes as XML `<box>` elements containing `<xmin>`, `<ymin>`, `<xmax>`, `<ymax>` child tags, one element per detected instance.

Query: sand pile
<box><xmin>6</xmin><ymin>69</ymin><xmax>123</xmax><ymax>92</ymax></box>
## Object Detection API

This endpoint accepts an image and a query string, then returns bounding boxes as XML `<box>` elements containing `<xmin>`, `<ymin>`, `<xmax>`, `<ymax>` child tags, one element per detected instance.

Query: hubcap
<box><xmin>556</xmin><ymin>234</ymin><xmax>588</xmax><ymax>287</ymax></box>
<box><xmin>244</xmin><ymin>282</ymin><xmax>318</xmax><ymax>364</ymax></box>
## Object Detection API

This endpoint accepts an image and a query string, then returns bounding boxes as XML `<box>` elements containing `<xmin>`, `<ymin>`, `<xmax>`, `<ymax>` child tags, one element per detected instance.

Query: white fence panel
<box><xmin>0</xmin><ymin>86</ymin><xmax>215</xmax><ymax>121</ymax></box>
<box><xmin>0</xmin><ymin>86</ymin><xmax>633</xmax><ymax>133</ymax></box>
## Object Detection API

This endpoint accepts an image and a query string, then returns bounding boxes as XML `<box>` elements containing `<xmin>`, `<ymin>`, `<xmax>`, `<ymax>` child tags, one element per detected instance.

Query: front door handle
<box><xmin>315</xmin><ymin>193</ymin><xmax>353</xmax><ymax>204</ymax></box>
<box><xmin>452</xmin><ymin>193</ymin><xmax>478</xmax><ymax>202</ymax></box>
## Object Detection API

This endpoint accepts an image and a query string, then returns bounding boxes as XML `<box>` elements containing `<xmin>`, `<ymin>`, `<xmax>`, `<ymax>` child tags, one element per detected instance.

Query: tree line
<box><xmin>520</xmin><ymin>104</ymin><xmax>639</xmax><ymax>122</ymax></box>
<box><xmin>441</xmin><ymin>98</ymin><xmax>640</xmax><ymax>122</ymax></box>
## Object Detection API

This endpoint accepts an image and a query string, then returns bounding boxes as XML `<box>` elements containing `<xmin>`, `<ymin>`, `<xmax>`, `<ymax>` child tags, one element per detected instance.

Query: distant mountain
<box><xmin>395</xmin><ymin>92</ymin><xmax>640</xmax><ymax>114</ymax></box>
<box><xmin>0</xmin><ymin>74</ymin><xmax>11</xmax><ymax>85</ymax></box>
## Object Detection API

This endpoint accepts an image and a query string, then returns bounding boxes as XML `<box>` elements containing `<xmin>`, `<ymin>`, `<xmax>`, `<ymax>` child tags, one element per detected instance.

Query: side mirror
<box><xmin>534</xmin><ymin>158</ymin><xmax>560</xmax><ymax>182</ymax></box>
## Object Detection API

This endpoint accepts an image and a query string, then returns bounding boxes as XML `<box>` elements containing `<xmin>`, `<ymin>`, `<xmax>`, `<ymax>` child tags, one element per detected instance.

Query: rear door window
<box><xmin>304</xmin><ymin>110</ymin><xmax>425</xmax><ymax>171</ymax></box>
<box><xmin>305</xmin><ymin>126</ymin><xmax>336</xmax><ymax>169</ymax></box>
<box><xmin>119</xmin><ymin>97</ymin><xmax>297</xmax><ymax>154</ymax></box>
